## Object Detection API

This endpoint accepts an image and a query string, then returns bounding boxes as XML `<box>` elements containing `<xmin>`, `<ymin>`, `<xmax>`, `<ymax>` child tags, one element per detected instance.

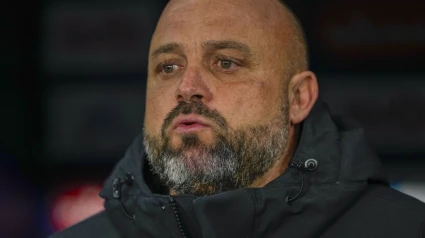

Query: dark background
<box><xmin>1</xmin><ymin>0</ymin><xmax>424</xmax><ymax>237</ymax></box>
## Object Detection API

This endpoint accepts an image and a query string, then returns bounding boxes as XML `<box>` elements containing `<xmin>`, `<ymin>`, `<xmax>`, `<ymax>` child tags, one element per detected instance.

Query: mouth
<box><xmin>171</xmin><ymin>115</ymin><xmax>211</xmax><ymax>134</ymax></box>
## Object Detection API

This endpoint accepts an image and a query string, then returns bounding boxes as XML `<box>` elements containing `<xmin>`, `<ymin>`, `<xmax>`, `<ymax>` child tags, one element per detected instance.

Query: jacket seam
<box><xmin>249</xmin><ymin>191</ymin><xmax>257</xmax><ymax>238</ymax></box>
<box><xmin>363</xmin><ymin>192</ymin><xmax>425</xmax><ymax>213</ymax></box>
<box><xmin>337</xmin><ymin>131</ymin><xmax>345</xmax><ymax>182</ymax></box>
<box><xmin>262</xmin><ymin>181</ymin><xmax>365</xmax><ymax>190</ymax></box>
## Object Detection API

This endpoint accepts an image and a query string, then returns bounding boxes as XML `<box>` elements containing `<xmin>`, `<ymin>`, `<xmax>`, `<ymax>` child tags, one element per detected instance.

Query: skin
<box><xmin>144</xmin><ymin>0</ymin><xmax>319</xmax><ymax>190</ymax></box>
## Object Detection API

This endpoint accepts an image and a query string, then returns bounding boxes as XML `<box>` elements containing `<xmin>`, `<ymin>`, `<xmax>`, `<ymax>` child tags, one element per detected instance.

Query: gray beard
<box><xmin>143</xmin><ymin>101</ymin><xmax>289</xmax><ymax>196</ymax></box>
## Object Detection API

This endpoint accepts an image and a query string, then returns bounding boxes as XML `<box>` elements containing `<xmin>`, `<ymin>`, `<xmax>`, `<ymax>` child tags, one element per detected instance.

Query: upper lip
<box><xmin>171</xmin><ymin>114</ymin><xmax>211</xmax><ymax>129</ymax></box>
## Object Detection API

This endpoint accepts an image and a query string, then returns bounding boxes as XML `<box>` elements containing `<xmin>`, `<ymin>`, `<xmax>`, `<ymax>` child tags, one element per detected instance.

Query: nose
<box><xmin>175</xmin><ymin>66</ymin><xmax>212</xmax><ymax>103</ymax></box>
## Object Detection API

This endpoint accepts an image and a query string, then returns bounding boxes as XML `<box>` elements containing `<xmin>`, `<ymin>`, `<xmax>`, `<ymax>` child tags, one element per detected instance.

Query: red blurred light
<box><xmin>50</xmin><ymin>184</ymin><xmax>104</xmax><ymax>231</ymax></box>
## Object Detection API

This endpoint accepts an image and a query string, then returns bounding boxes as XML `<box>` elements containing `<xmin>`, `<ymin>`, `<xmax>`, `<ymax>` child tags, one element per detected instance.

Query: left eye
<box><xmin>219</xmin><ymin>60</ymin><xmax>234</xmax><ymax>69</ymax></box>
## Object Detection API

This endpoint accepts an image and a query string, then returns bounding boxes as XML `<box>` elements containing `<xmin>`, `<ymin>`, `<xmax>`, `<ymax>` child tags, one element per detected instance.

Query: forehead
<box><xmin>151</xmin><ymin>0</ymin><xmax>286</xmax><ymax>50</ymax></box>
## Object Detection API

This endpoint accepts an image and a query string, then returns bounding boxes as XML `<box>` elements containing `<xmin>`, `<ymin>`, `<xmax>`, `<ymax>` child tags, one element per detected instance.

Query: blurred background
<box><xmin>1</xmin><ymin>0</ymin><xmax>424</xmax><ymax>237</ymax></box>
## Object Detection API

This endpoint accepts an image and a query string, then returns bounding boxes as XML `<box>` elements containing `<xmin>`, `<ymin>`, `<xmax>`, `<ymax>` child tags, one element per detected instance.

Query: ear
<box><xmin>288</xmin><ymin>71</ymin><xmax>319</xmax><ymax>124</ymax></box>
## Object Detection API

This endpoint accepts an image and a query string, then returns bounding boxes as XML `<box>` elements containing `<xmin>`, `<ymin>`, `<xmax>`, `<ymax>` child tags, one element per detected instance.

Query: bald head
<box><xmin>154</xmin><ymin>0</ymin><xmax>308</xmax><ymax>81</ymax></box>
<box><xmin>275</xmin><ymin>0</ymin><xmax>309</xmax><ymax>79</ymax></box>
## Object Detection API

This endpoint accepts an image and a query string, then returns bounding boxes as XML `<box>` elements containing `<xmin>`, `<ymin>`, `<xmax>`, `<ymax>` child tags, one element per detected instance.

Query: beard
<box><xmin>144</xmin><ymin>100</ymin><xmax>290</xmax><ymax>196</ymax></box>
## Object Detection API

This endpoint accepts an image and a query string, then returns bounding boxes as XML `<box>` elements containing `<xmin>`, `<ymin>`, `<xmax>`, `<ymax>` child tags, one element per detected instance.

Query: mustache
<box><xmin>161</xmin><ymin>101</ymin><xmax>228</xmax><ymax>137</ymax></box>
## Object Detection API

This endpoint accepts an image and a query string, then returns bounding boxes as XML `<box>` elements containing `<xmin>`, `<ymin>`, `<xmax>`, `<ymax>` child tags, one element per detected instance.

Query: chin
<box><xmin>180</xmin><ymin>147</ymin><xmax>206</xmax><ymax>159</ymax></box>
<box><xmin>169</xmin><ymin>132</ymin><xmax>215</xmax><ymax>149</ymax></box>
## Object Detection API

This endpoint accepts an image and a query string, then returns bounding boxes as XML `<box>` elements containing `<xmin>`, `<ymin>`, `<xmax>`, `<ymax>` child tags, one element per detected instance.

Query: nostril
<box><xmin>192</xmin><ymin>94</ymin><xmax>203</xmax><ymax>101</ymax></box>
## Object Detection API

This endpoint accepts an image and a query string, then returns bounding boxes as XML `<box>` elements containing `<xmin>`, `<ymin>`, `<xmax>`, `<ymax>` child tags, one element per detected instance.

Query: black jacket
<box><xmin>49</xmin><ymin>101</ymin><xmax>425</xmax><ymax>238</ymax></box>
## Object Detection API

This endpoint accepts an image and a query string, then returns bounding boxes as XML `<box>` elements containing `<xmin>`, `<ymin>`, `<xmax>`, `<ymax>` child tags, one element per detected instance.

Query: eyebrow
<box><xmin>150</xmin><ymin>42</ymin><xmax>182</xmax><ymax>59</ymax></box>
<box><xmin>202</xmin><ymin>40</ymin><xmax>253</xmax><ymax>57</ymax></box>
<box><xmin>150</xmin><ymin>40</ymin><xmax>254</xmax><ymax>59</ymax></box>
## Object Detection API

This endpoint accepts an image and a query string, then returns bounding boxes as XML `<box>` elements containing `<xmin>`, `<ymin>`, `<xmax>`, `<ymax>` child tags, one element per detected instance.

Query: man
<box><xmin>50</xmin><ymin>0</ymin><xmax>425</xmax><ymax>237</ymax></box>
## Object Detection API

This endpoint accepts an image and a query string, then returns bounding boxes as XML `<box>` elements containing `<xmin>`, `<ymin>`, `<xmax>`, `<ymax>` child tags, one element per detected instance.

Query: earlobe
<box><xmin>288</xmin><ymin>71</ymin><xmax>319</xmax><ymax>124</ymax></box>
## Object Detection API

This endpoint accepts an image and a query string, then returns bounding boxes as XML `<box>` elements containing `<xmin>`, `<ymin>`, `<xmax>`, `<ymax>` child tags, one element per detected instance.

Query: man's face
<box><xmin>144</xmin><ymin>0</ymin><xmax>292</xmax><ymax>196</ymax></box>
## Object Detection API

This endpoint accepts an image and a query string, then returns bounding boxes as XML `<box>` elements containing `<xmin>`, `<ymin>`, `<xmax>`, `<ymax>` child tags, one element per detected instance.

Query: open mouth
<box><xmin>172</xmin><ymin>116</ymin><xmax>210</xmax><ymax>133</ymax></box>
<box><xmin>183</xmin><ymin>121</ymin><xmax>197</xmax><ymax>126</ymax></box>
<box><xmin>178</xmin><ymin>121</ymin><xmax>205</xmax><ymax>128</ymax></box>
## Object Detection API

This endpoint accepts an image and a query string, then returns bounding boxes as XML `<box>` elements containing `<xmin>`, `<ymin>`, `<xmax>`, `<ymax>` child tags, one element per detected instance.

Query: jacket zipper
<box><xmin>169</xmin><ymin>196</ymin><xmax>189</xmax><ymax>238</ymax></box>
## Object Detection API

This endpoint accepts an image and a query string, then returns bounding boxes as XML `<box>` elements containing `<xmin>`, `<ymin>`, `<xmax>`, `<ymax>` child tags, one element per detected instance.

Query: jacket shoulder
<box><xmin>366</xmin><ymin>184</ymin><xmax>425</xmax><ymax>210</ymax></box>
<box><xmin>322</xmin><ymin>184</ymin><xmax>425</xmax><ymax>238</ymax></box>
<box><xmin>48</xmin><ymin>211</ymin><xmax>122</xmax><ymax>238</ymax></box>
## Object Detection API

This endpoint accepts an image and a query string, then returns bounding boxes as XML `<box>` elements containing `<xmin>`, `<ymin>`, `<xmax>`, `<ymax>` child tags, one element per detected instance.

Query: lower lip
<box><xmin>174</xmin><ymin>123</ymin><xmax>209</xmax><ymax>133</ymax></box>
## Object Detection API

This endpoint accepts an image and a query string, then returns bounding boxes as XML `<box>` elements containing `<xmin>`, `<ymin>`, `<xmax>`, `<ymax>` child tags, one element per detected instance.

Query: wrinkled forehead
<box><xmin>151</xmin><ymin>0</ymin><xmax>287</xmax><ymax>49</ymax></box>
<box><xmin>162</xmin><ymin>0</ymin><xmax>272</xmax><ymax>20</ymax></box>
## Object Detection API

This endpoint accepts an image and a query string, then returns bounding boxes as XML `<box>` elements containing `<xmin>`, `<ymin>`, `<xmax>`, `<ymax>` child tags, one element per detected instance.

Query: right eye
<box><xmin>162</xmin><ymin>64</ymin><xmax>179</xmax><ymax>74</ymax></box>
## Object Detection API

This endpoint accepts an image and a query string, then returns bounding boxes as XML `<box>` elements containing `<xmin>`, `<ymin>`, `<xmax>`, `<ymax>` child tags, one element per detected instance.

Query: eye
<box><xmin>215</xmin><ymin>57</ymin><xmax>242</xmax><ymax>72</ymax></box>
<box><xmin>163</xmin><ymin>64</ymin><xmax>177</xmax><ymax>74</ymax></box>
<box><xmin>158</xmin><ymin>63</ymin><xmax>182</xmax><ymax>75</ymax></box>
<box><xmin>220</xmin><ymin>60</ymin><xmax>234</xmax><ymax>69</ymax></box>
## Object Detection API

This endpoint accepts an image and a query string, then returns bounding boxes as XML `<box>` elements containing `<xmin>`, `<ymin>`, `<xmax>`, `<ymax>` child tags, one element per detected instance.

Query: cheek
<box><xmin>144</xmin><ymin>86</ymin><xmax>174</xmax><ymax>136</ymax></box>
<box><xmin>215</xmin><ymin>82</ymin><xmax>281</xmax><ymax>128</ymax></box>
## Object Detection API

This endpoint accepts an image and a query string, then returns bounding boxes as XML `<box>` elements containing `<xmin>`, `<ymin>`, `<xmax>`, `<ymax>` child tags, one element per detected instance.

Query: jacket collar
<box><xmin>100</xmin><ymin>99</ymin><xmax>388</xmax><ymax>237</ymax></box>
